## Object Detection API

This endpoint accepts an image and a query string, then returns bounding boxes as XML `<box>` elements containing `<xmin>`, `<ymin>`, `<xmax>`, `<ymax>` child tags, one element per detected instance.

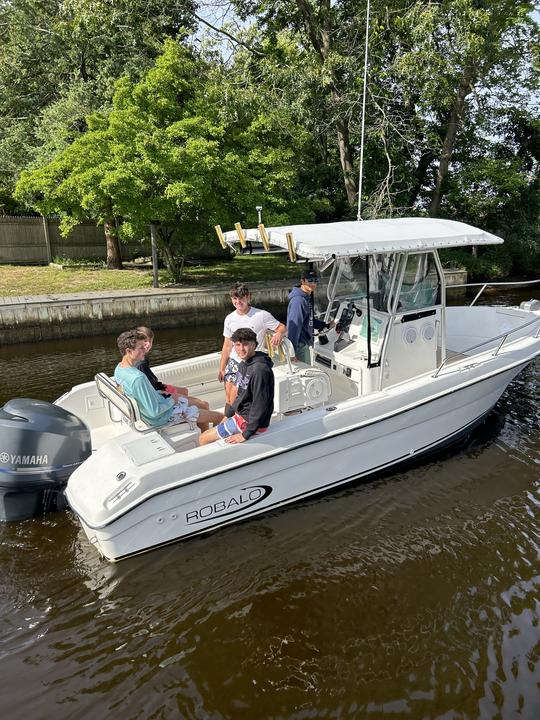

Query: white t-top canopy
<box><xmin>223</xmin><ymin>217</ymin><xmax>503</xmax><ymax>259</ymax></box>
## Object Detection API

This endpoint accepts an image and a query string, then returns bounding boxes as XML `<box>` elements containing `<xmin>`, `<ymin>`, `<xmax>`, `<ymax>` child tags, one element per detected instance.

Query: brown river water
<box><xmin>0</xmin><ymin>292</ymin><xmax>539</xmax><ymax>719</ymax></box>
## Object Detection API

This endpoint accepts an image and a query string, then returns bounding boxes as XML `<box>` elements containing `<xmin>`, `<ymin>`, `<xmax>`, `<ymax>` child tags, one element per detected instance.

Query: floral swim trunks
<box><xmin>224</xmin><ymin>357</ymin><xmax>240</xmax><ymax>384</ymax></box>
<box><xmin>215</xmin><ymin>413</ymin><xmax>268</xmax><ymax>439</ymax></box>
<box><xmin>170</xmin><ymin>396</ymin><xmax>199</xmax><ymax>424</ymax></box>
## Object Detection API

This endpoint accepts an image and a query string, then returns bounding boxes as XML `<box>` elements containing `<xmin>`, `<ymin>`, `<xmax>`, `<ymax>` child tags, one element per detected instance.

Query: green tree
<box><xmin>0</xmin><ymin>0</ymin><xmax>196</xmax><ymax>212</ymax></box>
<box><xmin>441</xmin><ymin>110</ymin><xmax>540</xmax><ymax>276</ymax></box>
<box><xmin>224</xmin><ymin>0</ymin><xmax>538</xmax><ymax>222</ymax></box>
<box><xmin>14</xmin><ymin>40</ymin><xmax>209</xmax><ymax>268</ymax></box>
<box><xmin>228</xmin><ymin>0</ymin><xmax>369</xmax><ymax>208</ymax></box>
<box><xmin>15</xmin><ymin>39</ymin><xmax>319</xmax><ymax>272</ymax></box>
<box><xmin>388</xmin><ymin>0</ymin><xmax>539</xmax><ymax>217</ymax></box>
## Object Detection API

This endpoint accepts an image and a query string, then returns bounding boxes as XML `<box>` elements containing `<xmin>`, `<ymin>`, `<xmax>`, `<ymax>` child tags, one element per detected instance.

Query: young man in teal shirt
<box><xmin>114</xmin><ymin>330</ymin><xmax>222</xmax><ymax>431</ymax></box>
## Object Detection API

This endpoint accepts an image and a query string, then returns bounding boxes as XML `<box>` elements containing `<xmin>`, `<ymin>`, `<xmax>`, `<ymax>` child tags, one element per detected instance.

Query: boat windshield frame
<box><xmin>320</xmin><ymin>253</ymin><xmax>400</xmax><ymax>316</ymax></box>
<box><xmin>316</xmin><ymin>248</ymin><xmax>447</xmax><ymax>378</ymax></box>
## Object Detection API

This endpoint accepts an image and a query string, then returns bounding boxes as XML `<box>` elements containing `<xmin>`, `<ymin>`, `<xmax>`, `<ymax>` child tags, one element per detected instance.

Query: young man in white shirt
<box><xmin>218</xmin><ymin>282</ymin><xmax>286</xmax><ymax>407</ymax></box>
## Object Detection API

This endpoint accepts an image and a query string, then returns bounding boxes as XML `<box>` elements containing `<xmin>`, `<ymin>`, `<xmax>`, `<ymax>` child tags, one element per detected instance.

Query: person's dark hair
<box><xmin>231</xmin><ymin>327</ymin><xmax>257</xmax><ymax>344</ymax></box>
<box><xmin>136</xmin><ymin>326</ymin><xmax>154</xmax><ymax>340</ymax></box>
<box><xmin>230</xmin><ymin>282</ymin><xmax>250</xmax><ymax>299</ymax></box>
<box><xmin>301</xmin><ymin>270</ymin><xmax>318</xmax><ymax>283</ymax></box>
<box><xmin>117</xmin><ymin>329</ymin><xmax>144</xmax><ymax>356</ymax></box>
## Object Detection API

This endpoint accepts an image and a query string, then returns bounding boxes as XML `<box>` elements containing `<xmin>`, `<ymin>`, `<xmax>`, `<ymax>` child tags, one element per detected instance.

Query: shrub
<box><xmin>439</xmin><ymin>245</ymin><xmax>513</xmax><ymax>280</ymax></box>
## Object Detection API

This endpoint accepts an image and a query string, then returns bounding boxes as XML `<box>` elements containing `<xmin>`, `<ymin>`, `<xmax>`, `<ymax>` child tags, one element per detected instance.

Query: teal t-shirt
<box><xmin>114</xmin><ymin>364</ymin><xmax>174</xmax><ymax>427</ymax></box>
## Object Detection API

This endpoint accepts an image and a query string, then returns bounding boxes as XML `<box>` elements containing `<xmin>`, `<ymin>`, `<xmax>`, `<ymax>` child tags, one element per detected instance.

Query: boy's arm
<box><xmin>218</xmin><ymin>337</ymin><xmax>233</xmax><ymax>382</ymax></box>
<box><xmin>132</xmin><ymin>375</ymin><xmax>172</xmax><ymax>421</ymax></box>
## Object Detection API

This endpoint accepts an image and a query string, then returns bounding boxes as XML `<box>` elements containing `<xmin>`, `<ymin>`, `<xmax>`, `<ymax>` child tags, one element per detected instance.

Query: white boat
<box><xmin>54</xmin><ymin>217</ymin><xmax>540</xmax><ymax>561</ymax></box>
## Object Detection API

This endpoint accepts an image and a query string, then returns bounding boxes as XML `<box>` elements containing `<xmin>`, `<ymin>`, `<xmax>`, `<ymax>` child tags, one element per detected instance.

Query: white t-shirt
<box><xmin>224</xmin><ymin>306</ymin><xmax>281</xmax><ymax>361</ymax></box>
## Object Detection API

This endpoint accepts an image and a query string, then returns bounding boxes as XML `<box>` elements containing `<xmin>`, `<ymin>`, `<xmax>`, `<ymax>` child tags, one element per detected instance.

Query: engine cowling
<box><xmin>0</xmin><ymin>398</ymin><xmax>91</xmax><ymax>521</ymax></box>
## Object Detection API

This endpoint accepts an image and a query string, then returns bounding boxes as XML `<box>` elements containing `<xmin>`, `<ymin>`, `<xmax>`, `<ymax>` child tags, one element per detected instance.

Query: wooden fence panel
<box><xmin>0</xmin><ymin>216</ymin><xmax>227</xmax><ymax>264</ymax></box>
<box><xmin>0</xmin><ymin>217</ymin><xmax>49</xmax><ymax>263</ymax></box>
<box><xmin>0</xmin><ymin>216</ymin><xmax>150</xmax><ymax>264</ymax></box>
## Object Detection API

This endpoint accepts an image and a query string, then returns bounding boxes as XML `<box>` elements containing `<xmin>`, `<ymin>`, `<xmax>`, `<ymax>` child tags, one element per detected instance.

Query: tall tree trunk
<box><xmin>296</xmin><ymin>0</ymin><xmax>358</xmax><ymax>206</ymax></box>
<box><xmin>334</xmin><ymin>104</ymin><xmax>358</xmax><ymax>206</ymax></box>
<box><xmin>429</xmin><ymin>65</ymin><xmax>475</xmax><ymax>217</ymax></box>
<box><xmin>319</xmin><ymin>131</ymin><xmax>328</xmax><ymax>165</ymax></box>
<box><xmin>155</xmin><ymin>225</ymin><xmax>184</xmax><ymax>282</ymax></box>
<box><xmin>409</xmin><ymin>149</ymin><xmax>435</xmax><ymax>208</ymax></box>
<box><xmin>104</xmin><ymin>217</ymin><xmax>122</xmax><ymax>269</ymax></box>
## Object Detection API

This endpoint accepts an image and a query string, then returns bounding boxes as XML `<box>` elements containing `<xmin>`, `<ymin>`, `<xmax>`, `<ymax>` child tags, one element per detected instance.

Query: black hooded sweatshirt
<box><xmin>226</xmin><ymin>351</ymin><xmax>274</xmax><ymax>439</ymax></box>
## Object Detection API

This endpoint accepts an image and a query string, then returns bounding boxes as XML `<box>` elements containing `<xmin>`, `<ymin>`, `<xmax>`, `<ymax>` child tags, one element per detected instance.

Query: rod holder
<box><xmin>234</xmin><ymin>222</ymin><xmax>247</xmax><ymax>249</ymax></box>
<box><xmin>286</xmin><ymin>232</ymin><xmax>296</xmax><ymax>263</ymax></box>
<box><xmin>214</xmin><ymin>225</ymin><xmax>227</xmax><ymax>249</ymax></box>
<box><xmin>258</xmin><ymin>224</ymin><xmax>270</xmax><ymax>252</ymax></box>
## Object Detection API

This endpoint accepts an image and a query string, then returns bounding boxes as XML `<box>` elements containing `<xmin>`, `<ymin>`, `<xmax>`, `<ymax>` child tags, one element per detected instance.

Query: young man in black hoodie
<box><xmin>200</xmin><ymin>328</ymin><xmax>274</xmax><ymax>446</ymax></box>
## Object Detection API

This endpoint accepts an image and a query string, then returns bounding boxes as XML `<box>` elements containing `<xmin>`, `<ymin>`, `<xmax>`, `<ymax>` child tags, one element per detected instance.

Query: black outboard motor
<box><xmin>0</xmin><ymin>398</ymin><xmax>91</xmax><ymax>521</ymax></box>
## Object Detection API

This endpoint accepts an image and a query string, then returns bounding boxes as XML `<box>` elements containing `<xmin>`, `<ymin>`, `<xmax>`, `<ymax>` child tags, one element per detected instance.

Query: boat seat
<box><xmin>94</xmin><ymin>372</ymin><xmax>196</xmax><ymax>436</ymax></box>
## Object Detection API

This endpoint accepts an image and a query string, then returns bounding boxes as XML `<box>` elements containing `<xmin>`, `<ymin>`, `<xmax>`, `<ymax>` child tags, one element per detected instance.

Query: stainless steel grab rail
<box><xmin>433</xmin><ymin>314</ymin><xmax>540</xmax><ymax>378</ymax></box>
<box><xmin>446</xmin><ymin>278</ymin><xmax>540</xmax><ymax>306</ymax></box>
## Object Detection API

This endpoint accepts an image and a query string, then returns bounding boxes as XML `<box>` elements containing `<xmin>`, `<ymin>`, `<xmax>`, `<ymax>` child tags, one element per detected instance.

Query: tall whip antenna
<box><xmin>357</xmin><ymin>0</ymin><xmax>371</xmax><ymax>221</ymax></box>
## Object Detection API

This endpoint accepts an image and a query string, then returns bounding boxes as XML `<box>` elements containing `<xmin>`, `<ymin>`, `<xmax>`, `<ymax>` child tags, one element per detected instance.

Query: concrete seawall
<box><xmin>0</xmin><ymin>270</ymin><xmax>467</xmax><ymax>345</ymax></box>
<box><xmin>0</xmin><ymin>281</ymin><xmax>294</xmax><ymax>345</ymax></box>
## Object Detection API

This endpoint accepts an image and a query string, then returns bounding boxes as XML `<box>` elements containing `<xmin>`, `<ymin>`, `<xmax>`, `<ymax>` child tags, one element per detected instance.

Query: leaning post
<box><xmin>42</xmin><ymin>215</ymin><xmax>52</xmax><ymax>264</ymax></box>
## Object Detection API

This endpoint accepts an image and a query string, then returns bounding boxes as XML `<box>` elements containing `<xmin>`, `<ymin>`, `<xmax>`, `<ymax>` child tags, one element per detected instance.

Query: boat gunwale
<box><xmin>435</xmin><ymin>311</ymin><xmax>540</xmax><ymax>376</ymax></box>
<box><xmin>67</xmin><ymin>349</ymin><xmax>537</xmax><ymax>531</ymax></box>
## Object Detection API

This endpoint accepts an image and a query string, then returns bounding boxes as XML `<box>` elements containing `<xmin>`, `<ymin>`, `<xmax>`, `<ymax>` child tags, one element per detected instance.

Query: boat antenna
<box><xmin>357</xmin><ymin>0</ymin><xmax>371</xmax><ymax>221</ymax></box>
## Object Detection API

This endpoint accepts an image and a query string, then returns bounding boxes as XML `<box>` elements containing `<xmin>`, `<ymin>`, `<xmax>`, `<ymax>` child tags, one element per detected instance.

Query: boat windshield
<box><xmin>396</xmin><ymin>253</ymin><xmax>441</xmax><ymax>311</ymax></box>
<box><xmin>319</xmin><ymin>254</ymin><xmax>398</xmax><ymax>315</ymax></box>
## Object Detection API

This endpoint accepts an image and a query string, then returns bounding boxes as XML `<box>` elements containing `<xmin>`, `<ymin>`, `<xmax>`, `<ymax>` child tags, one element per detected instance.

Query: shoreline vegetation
<box><xmin>4</xmin><ymin>8</ymin><xmax>537</xmax><ymax>280</ymax></box>
<box><xmin>0</xmin><ymin>255</ymin><xmax>303</xmax><ymax>297</ymax></box>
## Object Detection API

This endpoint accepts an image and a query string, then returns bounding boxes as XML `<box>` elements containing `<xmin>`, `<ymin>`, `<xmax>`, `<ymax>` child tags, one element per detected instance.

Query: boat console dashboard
<box><xmin>314</xmin><ymin>295</ymin><xmax>442</xmax><ymax>392</ymax></box>
<box><xmin>313</xmin><ymin>300</ymin><xmax>389</xmax><ymax>394</ymax></box>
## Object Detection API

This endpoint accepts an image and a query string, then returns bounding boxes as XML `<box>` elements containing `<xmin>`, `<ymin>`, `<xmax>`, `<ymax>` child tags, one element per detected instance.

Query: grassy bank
<box><xmin>0</xmin><ymin>255</ymin><xmax>302</xmax><ymax>297</ymax></box>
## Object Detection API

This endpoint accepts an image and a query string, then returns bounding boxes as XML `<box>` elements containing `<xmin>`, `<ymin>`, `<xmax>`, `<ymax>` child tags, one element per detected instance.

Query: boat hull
<box><xmin>72</xmin><ymin>362</ymin><xmax>526</xmax><ymax>561</ymax></box>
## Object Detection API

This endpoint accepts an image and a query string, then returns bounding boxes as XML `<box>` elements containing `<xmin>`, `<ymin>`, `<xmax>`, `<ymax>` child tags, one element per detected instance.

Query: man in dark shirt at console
<box><xmin>200</xmin><ymin>327</ymin><xmax>274</xmax><ymax>445</ymax></box>
<box><xmin>287</xmin><ymin>270</ymin><xmax>332</xmax><ymax>363</ymax></box>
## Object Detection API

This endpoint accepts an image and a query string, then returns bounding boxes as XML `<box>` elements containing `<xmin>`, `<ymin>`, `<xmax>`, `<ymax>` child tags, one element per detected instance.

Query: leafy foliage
<box><xmin>3</xmin><ymin>1</ymin><xmax>540</xmax><ymax>278</ymax></box>
<box><xmin>439</xmin><ymin>245</ymin><xmax>513</xmax><ymax>280</ymax></box>
<box><xmin>0</xmin><ymin>0</ymin><xmax>196</xmax><ymax>211</ymax></box>
<box><xmin>15</xmin><ymin>39</ymin><xmax>323</xmax><ymax>273</ymax></box>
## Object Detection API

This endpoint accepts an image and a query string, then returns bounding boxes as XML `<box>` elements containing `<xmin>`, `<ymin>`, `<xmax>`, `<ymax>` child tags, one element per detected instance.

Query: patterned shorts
<box><xmin>224</xmin><ymin>357</ymin><xmax>240</xmax><ymax>384</ymax></box>
<box><xmin>170</xmin><ymin>396</ymin><xmax>199</xmax><ymax>424</ymax></box>
<box><xmin>215</xmin><ymin>414</ymin><xmax>268</xmax><ymax>439</ymax></box>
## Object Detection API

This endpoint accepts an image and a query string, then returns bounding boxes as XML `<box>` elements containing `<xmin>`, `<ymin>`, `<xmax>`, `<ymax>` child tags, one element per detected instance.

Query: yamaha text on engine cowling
<box><xmin>0</xmin><ymin>398</ymin><xmax>91</xmax><ymax>521</ymax></box>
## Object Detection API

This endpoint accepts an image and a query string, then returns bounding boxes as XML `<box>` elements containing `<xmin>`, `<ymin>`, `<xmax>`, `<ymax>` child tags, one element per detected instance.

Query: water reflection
<box><xmin>0</xmin><ymin>324</ymin><xmax>224</xmax><ymax>404</ymax></box>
